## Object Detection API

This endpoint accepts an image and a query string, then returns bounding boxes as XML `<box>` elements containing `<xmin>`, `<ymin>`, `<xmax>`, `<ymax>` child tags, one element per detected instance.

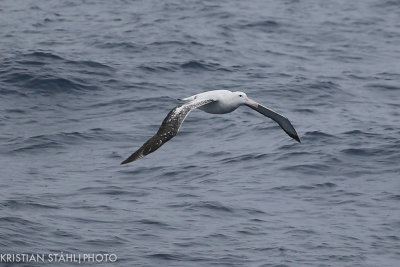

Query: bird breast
<box><xmin>198</xmin><ymin>100</ymin><xmax>239</xmax><ymax>114</ymax></box>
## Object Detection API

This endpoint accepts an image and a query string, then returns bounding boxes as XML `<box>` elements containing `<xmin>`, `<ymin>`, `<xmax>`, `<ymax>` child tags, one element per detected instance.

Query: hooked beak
<box><xmin>245</xmin><ymin>97</ymin><xmax>259</xmax><ymax>108</ymax></box>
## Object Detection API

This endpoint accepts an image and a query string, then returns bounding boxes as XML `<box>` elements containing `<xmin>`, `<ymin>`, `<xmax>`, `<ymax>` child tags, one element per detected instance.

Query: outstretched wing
<box><xmin>121</xmin><ymin>99</ymin><xmax>215</xmax><ymax>164</ymax></box>
<box><xmin>246</xmin><ymin>101</ymin><xmax>300</xmax><ymax>143</ymax></box>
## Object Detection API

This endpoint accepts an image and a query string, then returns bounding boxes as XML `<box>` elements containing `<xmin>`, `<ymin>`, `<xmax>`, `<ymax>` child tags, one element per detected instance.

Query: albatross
<box><xmin>121</xmin><ymin>90</ymin><xmax>300</xmax><ymax>164</ymax></box>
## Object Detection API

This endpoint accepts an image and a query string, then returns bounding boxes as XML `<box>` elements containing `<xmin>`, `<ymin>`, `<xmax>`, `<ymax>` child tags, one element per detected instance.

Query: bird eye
<box><xmin>239</xmin><ymin>95</ymin><xmax>242</xmax><ymax>97</ymax></box>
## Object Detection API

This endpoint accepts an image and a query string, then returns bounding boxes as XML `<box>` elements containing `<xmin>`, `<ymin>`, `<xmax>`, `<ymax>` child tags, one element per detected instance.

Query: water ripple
<box><xmin>0</xmin><ymin>1</ymin><xmax>399</xmax><ymax>266</ymax></box>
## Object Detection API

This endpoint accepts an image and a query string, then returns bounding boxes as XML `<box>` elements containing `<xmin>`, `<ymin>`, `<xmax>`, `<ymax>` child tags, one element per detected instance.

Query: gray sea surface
<box><xmin>0</xmin><ymin>0</ymin><xmax>399</xmax><ymax>266</ymax></box>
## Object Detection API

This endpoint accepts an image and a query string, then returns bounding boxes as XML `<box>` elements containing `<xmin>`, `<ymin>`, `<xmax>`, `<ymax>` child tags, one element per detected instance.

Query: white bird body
<box><xmin>182</xmin><ymin>90</ymin><xmax>245</xmax><ymax>114</ymax></box>
<box><xmin>121</xmin><ymin>90</ymin><xmax>300</xmax><ymax>164</ymax></box>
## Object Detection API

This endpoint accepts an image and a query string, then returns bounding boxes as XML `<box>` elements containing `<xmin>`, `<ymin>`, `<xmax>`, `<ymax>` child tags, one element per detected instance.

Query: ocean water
<box><xmin>0</xmin><ymin>0</ymin><xmax>399</xmax><ymax>266</ymax></box>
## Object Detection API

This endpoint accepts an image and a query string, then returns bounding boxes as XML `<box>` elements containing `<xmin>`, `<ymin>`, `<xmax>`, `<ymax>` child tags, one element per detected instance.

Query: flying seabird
<box><xmin>121</xmin><ymin>90</ymin><xmax>300</xmax><ymax>164</ymax></box>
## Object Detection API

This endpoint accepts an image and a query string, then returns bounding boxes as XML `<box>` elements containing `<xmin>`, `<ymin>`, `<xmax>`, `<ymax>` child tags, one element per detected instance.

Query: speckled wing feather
<box><xmin>121</xmin><ymin>99</ymin><xmax>215</xmax><ymax>164</ymax></box>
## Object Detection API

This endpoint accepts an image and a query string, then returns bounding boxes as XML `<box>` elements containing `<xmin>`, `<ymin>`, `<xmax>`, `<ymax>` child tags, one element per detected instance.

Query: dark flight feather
<box><xmin>121</xmin><ymin>99</ymin><xmax>214</xmax><ymax>164</ymax></box>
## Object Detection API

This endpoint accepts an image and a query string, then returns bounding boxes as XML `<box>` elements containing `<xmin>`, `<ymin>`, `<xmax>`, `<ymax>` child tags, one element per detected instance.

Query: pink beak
<box><xmin>245</xmin><ymin>97</ymin><xmax>259</xmax><ymax>108</ymax></box>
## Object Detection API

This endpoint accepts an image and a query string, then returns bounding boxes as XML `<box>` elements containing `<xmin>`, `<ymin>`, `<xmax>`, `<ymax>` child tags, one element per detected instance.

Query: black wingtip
<box><xmin>121</xmin><ymin>152</ymin><xmax>143</xmax><ymax>165</ymax></box>
<box><xmin>283</xmin><ymin>129</ymin><xmax>301</xmax><ymax>143</ymax></box>
<box><xmin>288</xmin><ymin>132</ymin><xmax>301</xmax><ymax>143</ymax></box>
<box><xmin>120</xmin><ymin>158</ymin><xmax>133</xmax><ymax>165</ymax></box>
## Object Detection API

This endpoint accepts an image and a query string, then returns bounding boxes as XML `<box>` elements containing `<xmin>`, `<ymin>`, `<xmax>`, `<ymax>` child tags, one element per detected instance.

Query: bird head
<box><xmin>233</xmin><ymin>91</ymin><xmax>247</xmax><ymax>105</ymax></box>
<box><xmin>233</xmin><ymin>91</ymin><xmax>258</xmax><ymax>108</ymax></box>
